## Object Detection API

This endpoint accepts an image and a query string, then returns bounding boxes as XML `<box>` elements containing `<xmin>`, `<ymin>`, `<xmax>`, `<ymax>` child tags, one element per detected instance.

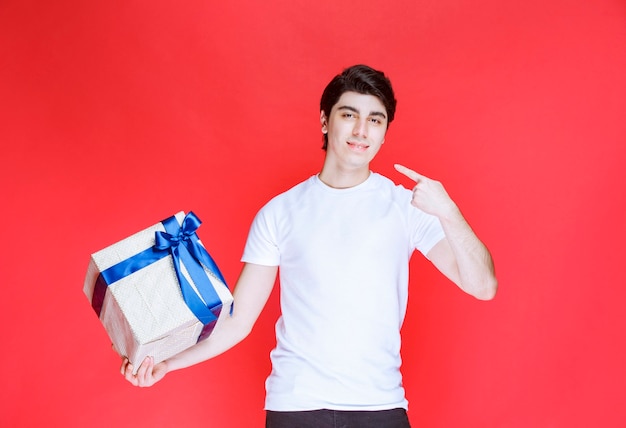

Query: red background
<box><xmin>2</xmin><ymin>0</ymin><xmax>625</xmax><ymax>426</ymax></box>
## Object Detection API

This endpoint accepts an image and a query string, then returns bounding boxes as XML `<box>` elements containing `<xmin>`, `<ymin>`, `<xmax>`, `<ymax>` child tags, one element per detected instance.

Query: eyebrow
<box><xmin>337</xmin><ymin>105</ymin><xmax>387</xmax><ymax>119</ymax></box>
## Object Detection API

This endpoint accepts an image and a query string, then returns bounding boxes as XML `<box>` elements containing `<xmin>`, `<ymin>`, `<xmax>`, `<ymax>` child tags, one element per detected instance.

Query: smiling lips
<box><xmin>347</xmin><ymin>141</ymin><xmax>369</xmax><ymax>151</ymax></box>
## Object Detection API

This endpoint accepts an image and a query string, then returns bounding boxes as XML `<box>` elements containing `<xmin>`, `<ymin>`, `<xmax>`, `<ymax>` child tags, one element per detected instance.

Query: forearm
<box><xmin>437</xmin><ymin>204</ymin><xmax>497</xmax><ymax>300</ymax></box>
<box><xmin>163</xmin><ymin>262</ymin><xmax>278</xmax><ymax>374</ymax></box>
<box><xmin>162</xmin><ymin>311</ymin><xmax>251</xmax><ymax>374</ymax></box>
<box><xmin>123</xmin><ymin>263</ymin><xmax>277</xmax><ymax>387</ymax></box>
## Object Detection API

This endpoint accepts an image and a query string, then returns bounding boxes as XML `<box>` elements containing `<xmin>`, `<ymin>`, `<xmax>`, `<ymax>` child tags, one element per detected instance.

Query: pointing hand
<box><xmin>394</xmin><ymin>164</ymin><xmax>457</xmax><ymax>218</ymax></box>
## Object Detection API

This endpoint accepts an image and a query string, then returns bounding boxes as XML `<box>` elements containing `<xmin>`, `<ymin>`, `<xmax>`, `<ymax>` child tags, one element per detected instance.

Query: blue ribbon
<box><xmin>91</xmin><ymin>212</ymin><xmax>228</xmax><ymax>329</ymax></box>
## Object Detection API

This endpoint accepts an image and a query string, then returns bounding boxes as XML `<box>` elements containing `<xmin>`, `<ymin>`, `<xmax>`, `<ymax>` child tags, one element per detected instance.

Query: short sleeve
<box><xmin>409</xmin><ymin>205</ymin><xmax>446</xmax><ymax>257</ymax></box>
<box><xmin>241</xmin><ymin>203</ymin><xmax>281</xmax><ymax>266</ymax></box>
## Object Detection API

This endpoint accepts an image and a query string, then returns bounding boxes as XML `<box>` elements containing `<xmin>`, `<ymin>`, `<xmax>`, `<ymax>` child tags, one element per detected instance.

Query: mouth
<box><xmin>346</xmin><ymin>141</ymin><xmax>369</xmax><ymax>152</ymax></box>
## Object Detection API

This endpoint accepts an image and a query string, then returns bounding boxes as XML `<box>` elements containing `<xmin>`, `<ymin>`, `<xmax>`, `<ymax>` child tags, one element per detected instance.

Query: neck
<box><xmin>318</xmin><ymin>166</ymin><xmax>371</xmax><ymax>189</ymax></box>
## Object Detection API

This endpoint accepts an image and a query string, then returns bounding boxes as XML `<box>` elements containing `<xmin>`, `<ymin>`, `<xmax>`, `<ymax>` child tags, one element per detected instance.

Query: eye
<box><xmin>369</xmin><ymin>117</ymin><xmax>382</xmax><ymax>125</ymax></box>
<box><xmin>342</xmin><ymin>113</ymin><xmax>355</xmax><ymax>119</ymax></box>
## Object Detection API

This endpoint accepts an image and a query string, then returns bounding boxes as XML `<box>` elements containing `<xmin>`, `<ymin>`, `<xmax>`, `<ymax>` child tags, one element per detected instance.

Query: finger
<box><xmin>120</xmin><ymin>357</ymin><xmax>128</xmax><ymax>375</ymax></box>
<box><xmin>136</xmin><ymin>356</ymin><xmax>150</xmax><ymax>380</ymax></box>
<box><xmin>145</xmin><ymin>356</ymin><xmax>154</xmax><ymax>375</ymax></box>
<box><xmin>124</xmin><ymin>360</ymin><xmax>135</xmax><ymax>377</ymax></box>
<box><xmin>394</xmin><ymin>164</ymin><xmax>423</xmax><ymax>182</ymax></box>
<box><xmin>123</xmin><ymin>362</ymin><xmax>138</xmax><ymax>386</ymax></box>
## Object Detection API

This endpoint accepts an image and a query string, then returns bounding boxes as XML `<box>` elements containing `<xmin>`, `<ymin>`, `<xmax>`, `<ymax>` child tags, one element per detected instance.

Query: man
<box><xmin>122</xmin><ymin>64</ymin><xmax>497</xmax><ymax>427</ymax></box>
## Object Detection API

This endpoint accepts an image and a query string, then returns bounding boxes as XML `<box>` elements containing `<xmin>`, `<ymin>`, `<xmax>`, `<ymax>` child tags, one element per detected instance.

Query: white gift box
<box><xmin>84</xmin><ymin>211</ymin><xmax>233</xmax><ymax>373</ymax></box>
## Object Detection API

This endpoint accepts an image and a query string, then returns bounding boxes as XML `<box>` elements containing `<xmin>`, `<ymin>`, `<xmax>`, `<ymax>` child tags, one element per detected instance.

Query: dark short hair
<box><xmin>320</xmin><ymin>64</ymin><xmax>397</xmax><ymax>150</ymax></box>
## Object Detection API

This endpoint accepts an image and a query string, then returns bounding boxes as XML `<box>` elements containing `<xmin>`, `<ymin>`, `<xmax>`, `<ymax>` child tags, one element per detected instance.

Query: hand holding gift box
<box><xmin>84</xmin><ymin>211</ymin><xmax>233</xmax><ymax>374</ymax></box>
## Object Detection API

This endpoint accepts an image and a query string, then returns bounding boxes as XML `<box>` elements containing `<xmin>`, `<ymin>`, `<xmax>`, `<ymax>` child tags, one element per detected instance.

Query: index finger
<box><xmin>394</xmin><ymin>164</ymin><xmax>423</xmax><ymax>182</ymax></box>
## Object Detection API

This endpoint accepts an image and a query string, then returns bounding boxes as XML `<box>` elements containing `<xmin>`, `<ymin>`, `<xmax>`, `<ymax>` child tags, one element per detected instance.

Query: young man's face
<box><xmin>321</xmin><ymin>91</ymin><xmax>388</xmax><ymax>171</ymax></box>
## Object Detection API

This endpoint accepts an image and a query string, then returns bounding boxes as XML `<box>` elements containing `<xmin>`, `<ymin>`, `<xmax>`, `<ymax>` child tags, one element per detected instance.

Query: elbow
<box><xmin>229</xmin><ymin>312</ymin><xmax>255</xmax><ymax>344</ymax></box>
<box><xmin>474</xmin><ymin>277</ymin><xmax>498</xmax><ymax>301</ymax></box>
<box><xmin>238</xmin><ymin>322</ymin><xmax>254</xmax><ymax>342</ymax></box>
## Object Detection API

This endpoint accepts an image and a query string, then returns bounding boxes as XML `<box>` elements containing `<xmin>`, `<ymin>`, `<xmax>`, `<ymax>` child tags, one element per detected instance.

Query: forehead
<box><xmin>331</xmin><ymin>91</ymin><xmax>387</xmax><ymax>115</ymax></box>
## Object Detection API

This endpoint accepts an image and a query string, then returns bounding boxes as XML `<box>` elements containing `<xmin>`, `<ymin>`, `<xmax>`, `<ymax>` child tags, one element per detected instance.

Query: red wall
<box><xmin>1</xmin><ymin>0</ymin><xmax>625</xmax><ymax>426</ymax></box>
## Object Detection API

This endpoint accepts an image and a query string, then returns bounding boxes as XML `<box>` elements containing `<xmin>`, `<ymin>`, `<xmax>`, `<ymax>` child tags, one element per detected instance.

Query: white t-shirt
<box><xmin>242</xmin><ymin>172</ymin><xmax>445</xmax><ymax>411</ymax></box>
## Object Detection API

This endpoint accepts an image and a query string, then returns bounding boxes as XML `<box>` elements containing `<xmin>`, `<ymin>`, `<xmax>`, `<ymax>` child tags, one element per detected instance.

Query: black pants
<box><xmin>266</xmin><ymin>408</ymin><xmax>411</xmax><ymax>428</ymax></box>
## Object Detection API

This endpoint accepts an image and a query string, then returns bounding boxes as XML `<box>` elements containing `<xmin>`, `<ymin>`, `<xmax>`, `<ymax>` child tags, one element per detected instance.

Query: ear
<box><xmin>320</xmin><ymin>111</ymin><xmax>328</xmax><ymax>133</ymax></box>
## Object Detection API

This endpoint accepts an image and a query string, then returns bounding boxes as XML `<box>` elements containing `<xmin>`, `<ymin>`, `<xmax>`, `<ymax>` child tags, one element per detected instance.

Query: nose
<box><xmin>352</xmin><ymin>119</ymin><xmax>367</xmax><ymax>138</ymax></box>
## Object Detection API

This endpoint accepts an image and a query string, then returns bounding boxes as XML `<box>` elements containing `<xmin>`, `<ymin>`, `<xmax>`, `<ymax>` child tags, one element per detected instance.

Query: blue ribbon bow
<box><xmin>91</xmin><ymin>212</ymin><xmax>227</xmax><ymax>329</ymax></box>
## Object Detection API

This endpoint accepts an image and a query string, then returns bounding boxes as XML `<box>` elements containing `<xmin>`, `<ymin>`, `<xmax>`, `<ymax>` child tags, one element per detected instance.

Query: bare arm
<box><xmin>425</xmin><ymin>209</ymin><xmax>497</xmax><ymax>300</ymax></box>
<box><xmin>122</xmin><ymin>262</ymin><xmax>278</xmax><ymax>386</ymax></box>
<box><xmin>394</xmin><ymin>164</ymin><xmax>497</xmax><ymax>300</ymax></box>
